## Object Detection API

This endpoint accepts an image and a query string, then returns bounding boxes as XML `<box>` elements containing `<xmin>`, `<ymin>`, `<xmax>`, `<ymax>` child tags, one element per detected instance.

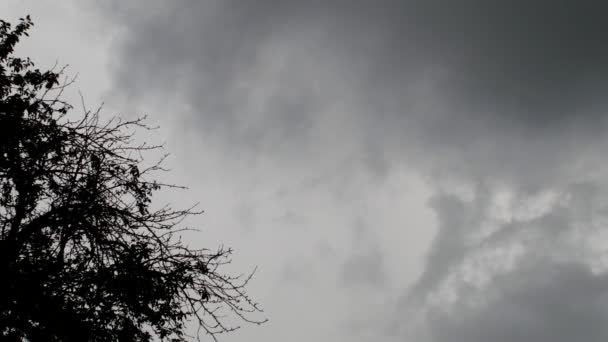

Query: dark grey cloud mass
<box><xmin>393</xmin><ymin>179</ymin><xmax>608</xmax><ymax>341</ymax></box>
<box><xmin>103</xmin><ymin>0</ymin><xmax>608</xmax><ymax>188</ymax></box>
<box><xmin>428</xmin><ymin>260</ymin><xmax>608</xmax><ymax>342</ymax></box>
<box><xmin>94</xmin><ymin>1</ymin><xmax>608</xmax><ymax>341</ymax></box>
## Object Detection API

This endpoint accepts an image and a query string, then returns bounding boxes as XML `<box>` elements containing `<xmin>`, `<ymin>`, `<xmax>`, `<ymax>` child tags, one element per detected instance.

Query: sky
<box><xmin>4</xmin><ymin>1</ymin><xmax>608</xmax><ymax>341</ymax></box>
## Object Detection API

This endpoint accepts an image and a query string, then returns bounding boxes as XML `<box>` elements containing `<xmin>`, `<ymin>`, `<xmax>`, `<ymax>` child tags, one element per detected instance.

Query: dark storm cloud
<box><xmin>108</xmin><ymin>0</ymin><xmax>608</xmax><ymax>119</ymax></box>
<box><xmin>103</xmin><ymin>0</ymin><xmax>608</xmax><ymax>187</ymax></box>
<box><xmin>428</xmin><ymin>261</ymin><xmax>608</xmax><ymax>342</ymax></box>
<box><xmin>395</xmin><ymin>178</ymin><xmax>608</xmax><ymax>341</ymax></box>
<box><xmin>99</xmin><ymin>1</ymin><xmax>608</xmax><ymax>341</ymax></box>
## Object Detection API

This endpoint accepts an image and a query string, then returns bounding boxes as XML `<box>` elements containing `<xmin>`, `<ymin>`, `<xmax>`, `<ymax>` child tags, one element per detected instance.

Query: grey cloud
<box><xmin>341</xmin><ymin>220</ymin><xmax>387</xmax><ymax>289</ymax></box>
<box><xmin>102</xmin><ymin>0</ymin><xmax>608</xmax><ymax>188</ymax></box>
<box><xmin>393</xmin><ymin>179</ymin><xmax>608</xmax><ymax>342</ymax></box>
<box><xmin>428</xmin><ymin>261</ymin><xmax>608</xmax><ymax>342</ymax></box>
<box><xmin>404</xmin><ymin>193</ymin><xmax>477</xmax><ymax>304</ymax></box>
<box><xmin>96</xmin><ymin>1</ymin><xmax>608</xmax><ymax>341</ymax></box>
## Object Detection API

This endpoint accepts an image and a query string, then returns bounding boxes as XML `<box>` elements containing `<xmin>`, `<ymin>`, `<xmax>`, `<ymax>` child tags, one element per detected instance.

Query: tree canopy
<box><xmin>0</xmin><ymin>16</ymin><xmax>264</xmax><ymax>342</ymax></box>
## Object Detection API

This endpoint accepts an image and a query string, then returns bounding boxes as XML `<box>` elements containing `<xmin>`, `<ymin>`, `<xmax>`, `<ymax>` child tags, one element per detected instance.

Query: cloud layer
<box><xmin>99</xmin><ymin>1</ymin><xmax>608</xmax><ymax>341</ymax></box>
<box><xmin>7</xmin><ymin>1</ymin><xmax>608</xmax><ymax>341</ymax></box>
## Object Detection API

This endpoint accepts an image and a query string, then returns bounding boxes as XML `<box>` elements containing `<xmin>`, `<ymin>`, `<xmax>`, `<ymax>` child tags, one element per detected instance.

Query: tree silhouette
<box><xmin>0</xmin><ymin>16</ymin><xmax>265</xmax><ymax>342</ymax></box>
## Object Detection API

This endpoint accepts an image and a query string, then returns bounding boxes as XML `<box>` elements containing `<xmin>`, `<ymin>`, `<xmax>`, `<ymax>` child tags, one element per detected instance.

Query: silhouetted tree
<box><xmin>0</xmin><ymin>16</ymin><xmax>265</xmax><ymax>342</ymax></box>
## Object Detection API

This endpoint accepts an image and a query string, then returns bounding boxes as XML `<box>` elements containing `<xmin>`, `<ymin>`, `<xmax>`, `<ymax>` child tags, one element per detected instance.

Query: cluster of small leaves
<box><xmin>0</xmin><ymin>17</ymin><xmax>265</xmax><ymax>342</ymax></box>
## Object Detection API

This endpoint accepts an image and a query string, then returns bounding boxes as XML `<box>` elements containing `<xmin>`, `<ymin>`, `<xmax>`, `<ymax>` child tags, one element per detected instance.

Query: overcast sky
<box><xmin>4</xmin><ymin>1</ymin><xmax>608</xmax><ymax>341</ymax></box>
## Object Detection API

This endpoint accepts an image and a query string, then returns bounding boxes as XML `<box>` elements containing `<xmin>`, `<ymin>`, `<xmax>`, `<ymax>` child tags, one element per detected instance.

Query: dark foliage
<box><xmin>0</xmin><ymin>16</ymin><xmax>265</xmax><ymax>341</ymax></box>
